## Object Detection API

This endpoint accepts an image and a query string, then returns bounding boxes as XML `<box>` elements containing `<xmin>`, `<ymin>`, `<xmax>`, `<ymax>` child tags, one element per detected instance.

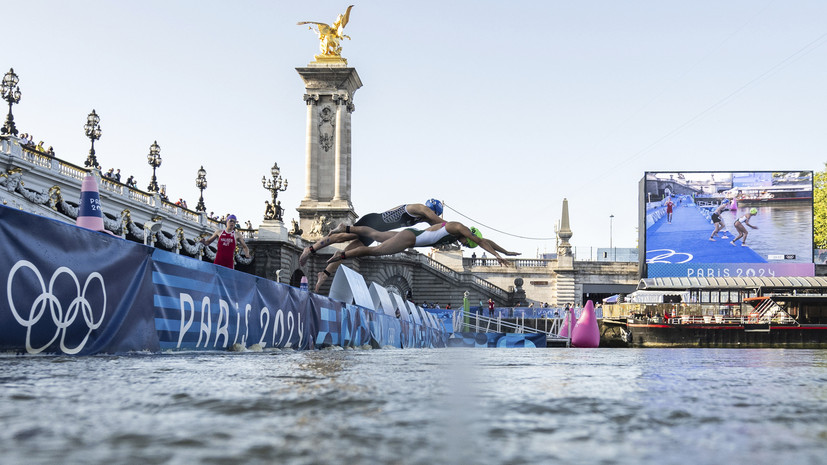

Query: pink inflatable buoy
<box><xmin>559</xmin><ymin>309</ymin><xmax>574</xmax><ymax>338</ymax></box>
<box><xmin>571</xmin><ymin>300</ymin><xmax>600</xmax><ymax>348</ymax></box>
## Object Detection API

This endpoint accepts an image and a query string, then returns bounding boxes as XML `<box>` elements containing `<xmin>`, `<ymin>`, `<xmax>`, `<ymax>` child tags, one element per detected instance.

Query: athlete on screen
<box><xmin>731</xmin><ymin>208</ymin><xmax>759</xmax><ymax>247</ymax></box>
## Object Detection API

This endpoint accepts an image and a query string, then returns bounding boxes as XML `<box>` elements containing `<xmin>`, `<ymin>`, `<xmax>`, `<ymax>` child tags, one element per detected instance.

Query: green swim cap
<box><xmin>466</xmin><ymin>227</ymin><xmax>483</xmax><ymax>248</ymax></box>
<box><xmin>750</xmin><ymin>208</ymin><xmax>758</xmax><ymax>215</ymax></box>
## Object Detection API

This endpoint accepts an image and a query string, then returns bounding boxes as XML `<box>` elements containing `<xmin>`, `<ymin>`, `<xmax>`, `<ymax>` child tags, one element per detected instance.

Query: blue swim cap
<box><xmin>721</xmin><ymin>198</ymin><xmax>730</xmax><ymax>204</ymax></box>
<box><xmin>425</xmin><ymin>199</ymin><xmax>443</xmax><ymax>216</ymax></box>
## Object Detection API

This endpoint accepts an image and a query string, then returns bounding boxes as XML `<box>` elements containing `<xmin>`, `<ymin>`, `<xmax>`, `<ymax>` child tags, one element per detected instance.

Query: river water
<box><xmin>2</xmin><ymin>348</ymin><xmax>826</xmax><ymax>465</ymax></box>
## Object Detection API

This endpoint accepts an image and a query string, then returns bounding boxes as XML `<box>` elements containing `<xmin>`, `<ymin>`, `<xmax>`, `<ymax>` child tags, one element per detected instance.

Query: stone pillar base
<box><xmin>297</xmin><ymin>203</ymin><xmax>358</xmax><ymax>241</ymax></box>
<box><xmin>257</xmin><ymin>220</ymin><xmax>289</xmax><ymax>242</ymax></box>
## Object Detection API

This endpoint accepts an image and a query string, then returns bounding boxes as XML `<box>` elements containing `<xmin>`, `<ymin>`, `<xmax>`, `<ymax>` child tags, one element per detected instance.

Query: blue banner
<box><xmin>0</xmin><ymin>207</ymin><xmax>157</xmax><ymax>354</ymax></box>
<box><xmin>0</xmin><ymin>205</ymin><xmax>454</xmax><ymax>355</ymax></box>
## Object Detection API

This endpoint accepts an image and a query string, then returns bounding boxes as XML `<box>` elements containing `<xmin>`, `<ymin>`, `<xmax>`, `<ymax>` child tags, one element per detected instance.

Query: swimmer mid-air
<box><xmin>326</xmin><ymin>221</ymin><xmax>520</xmax><ymax>266</ymax></box>
<box><xmin>300</xmin><ymin>200</ymin><xmax>445</xmax><ymax>292</ymax></box>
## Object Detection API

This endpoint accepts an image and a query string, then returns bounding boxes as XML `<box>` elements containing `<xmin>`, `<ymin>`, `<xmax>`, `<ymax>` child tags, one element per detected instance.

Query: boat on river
<box><xmin>604</xmin><ymin>292</ymin><xmax>827</xmax><ymax>348</ymax></box>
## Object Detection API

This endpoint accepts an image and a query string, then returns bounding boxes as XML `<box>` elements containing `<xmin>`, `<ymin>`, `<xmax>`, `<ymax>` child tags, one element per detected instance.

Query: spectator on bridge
<box><xmin>300</xmin><ymin>200</ymin><xmax>446</xmax><ymax>292</ymax></box>
<box><xmin>326</xmin><ymin>221</ymin><xmax>519</xmax><ymax>267</ymax></box>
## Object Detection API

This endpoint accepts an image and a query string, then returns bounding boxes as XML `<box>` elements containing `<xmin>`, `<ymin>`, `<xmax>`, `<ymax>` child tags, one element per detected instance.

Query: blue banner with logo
<box><xmin>0</xmin><ymin>206</ymin><xmax>157</xmax><ymax>355</ymax></box>
<box><xmin>0</xmin><ymin>205</ymin><xmax>448</xmax><ymax>355</ymax></box>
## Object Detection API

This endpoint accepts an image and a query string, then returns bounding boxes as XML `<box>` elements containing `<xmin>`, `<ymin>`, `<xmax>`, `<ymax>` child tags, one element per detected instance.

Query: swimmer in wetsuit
<box><xmin>708</xmin><ymin>198</ymin><xmax>731</xmax><ymax>241</ymax></box>
<box><xmin>299</xmin><ymin>199</ymin><xmax>445</xmax><ymax>292</ymax></box>
<box><xmin>731</xmin><ymin>208</ymin><xmax>758</xmax><ymax>246</ymax></box>
<box><xmin>326</xmin><ymin>221</ymin><xmax>520</xmax><ymax>266</ymax></box>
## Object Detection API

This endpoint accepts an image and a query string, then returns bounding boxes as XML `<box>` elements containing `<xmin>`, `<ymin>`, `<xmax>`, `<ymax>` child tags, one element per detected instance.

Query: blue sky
<box><xmin>5</xmin><ymin>1</ymin><xmax>826</xmax><ymax>257</ymax></box>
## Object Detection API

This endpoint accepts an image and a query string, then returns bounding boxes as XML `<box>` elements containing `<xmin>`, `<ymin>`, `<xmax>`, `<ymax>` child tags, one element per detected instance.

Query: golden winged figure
<box><xmin>297</xmin><ymin>5</ymin><xmax>354</xmax><ymax>58</ymax></box>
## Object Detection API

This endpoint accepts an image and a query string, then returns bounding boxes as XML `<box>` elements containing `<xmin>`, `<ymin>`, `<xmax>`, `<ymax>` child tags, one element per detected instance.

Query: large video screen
<box><xmin>640</xmin><ymin>171</ymin><xmax>814</xmax><ymax>278</ymax></box>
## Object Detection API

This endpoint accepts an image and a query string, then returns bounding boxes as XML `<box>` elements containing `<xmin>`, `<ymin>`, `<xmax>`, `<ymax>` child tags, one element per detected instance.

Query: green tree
<box><xmin>815</xmin><ymin>163</ymin><xmax>827</xmax><ymax>249</ymax></box>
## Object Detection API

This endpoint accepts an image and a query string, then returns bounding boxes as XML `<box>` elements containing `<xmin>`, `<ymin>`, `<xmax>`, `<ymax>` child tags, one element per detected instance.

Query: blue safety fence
<box><xmin>467</xmin><ymin>306</ymin><xmax>600</xmax><ymax>319</ymax></box>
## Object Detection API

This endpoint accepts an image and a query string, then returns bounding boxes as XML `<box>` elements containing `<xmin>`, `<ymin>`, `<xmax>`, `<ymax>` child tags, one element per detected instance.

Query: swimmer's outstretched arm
<box><xmin>405</xmin><ymin>203</ymin><xmax>444</xmax><ymax>226</ymax></box>
<box><xmin>476</xmin><ymin>238</ymin><xmax>512</xmax><ymax>266</ymax></box>
<box><xmin>446</xmin><ymin>222</ymin><xmax>514</xmax><ymax>266</ymax></box>
<box><xmin>485</xmin><ymin>238</ymin><xmax>520</xmax><ymax>256</ymax></box>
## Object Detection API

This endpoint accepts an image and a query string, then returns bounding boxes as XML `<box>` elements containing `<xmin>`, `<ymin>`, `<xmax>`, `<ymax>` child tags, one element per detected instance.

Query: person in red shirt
<box><xmin>200</xmin><ymin>214</ymin><xmax>250</xmax><ymax>269</ymax></box>
<box><xmin>665</xmin><ymin>198</ymin><xmax>674</xmax><ymax>224</ymax></box>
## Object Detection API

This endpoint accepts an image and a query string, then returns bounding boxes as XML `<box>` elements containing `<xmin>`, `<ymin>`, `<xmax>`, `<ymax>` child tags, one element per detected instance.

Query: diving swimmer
<box><xmin>299</xmin><ymin>199</ymin><xmax>445</xmax><ymax>292</ymax></box>
<box><xmin>326</xmin><ymin>221</ymin><xmax>520</xmax><ymax>266</ymax></box>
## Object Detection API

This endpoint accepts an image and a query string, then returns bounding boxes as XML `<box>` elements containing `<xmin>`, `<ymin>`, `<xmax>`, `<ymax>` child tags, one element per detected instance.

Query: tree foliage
<box><xmin>815</xmin><ymin>163</ymin><xmax>827</xmax><ymax>249</ymax></box>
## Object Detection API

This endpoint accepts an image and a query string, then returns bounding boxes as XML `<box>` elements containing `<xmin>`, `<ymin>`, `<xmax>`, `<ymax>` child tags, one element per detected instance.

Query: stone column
<box><xmin>303</xmin><ymin>94</ymin><xmax>319</xmax><ymax>201</ymax></box>
<box><xmin>332</xmin><ymin>93</ymin><xmax>346</xmax><ymax>201</ymax></box>
<box><xmin>553</xmin><ymin>198</ymin><xmax>576</xmax><ymax>306</ymax></box>
<box><xmin>295</xmin><ymin>65</ymin><xmax>362</xmax><ymax>239</ymax></box>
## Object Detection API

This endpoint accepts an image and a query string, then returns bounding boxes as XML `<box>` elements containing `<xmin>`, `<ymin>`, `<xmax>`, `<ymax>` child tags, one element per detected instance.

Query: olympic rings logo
<box><xmin>7</xmin><ymin>260</ymin><xmax>107</xmax><ymax>354</ymax></box>
<box><xmin>646</xmin><ymin>249</ymin><xmax>693</xmax><ymax>264</ymax></box>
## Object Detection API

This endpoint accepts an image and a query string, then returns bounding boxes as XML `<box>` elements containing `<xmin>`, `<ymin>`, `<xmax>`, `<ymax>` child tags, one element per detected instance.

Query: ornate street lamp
<box><xmin>83</xmin><ymin>109</ymin><xmax>102</xmax><ymax>168</ymax></box>
<box><xmin>146</xmin><ymin>140</ymin><xmax>162</xmax><ymax>192</ymax></box>
<box><xmin>261</xmin><ymin>162</ymin><xmax>288</xmax><ymax>221</ymax></box>
<box><xmin>1</xmin><ymin>68</ymin><xmax>22</xmax><ymax>136</ymax></box>
<box><xmin>195</xmin><ymin>165</ymin><xmax>207</xmax><ymax>212</ymax></box>
<box><xmin>609</xmin><ymin>214</ymin><xmax>614</xmax><ymax>250</ymax></box>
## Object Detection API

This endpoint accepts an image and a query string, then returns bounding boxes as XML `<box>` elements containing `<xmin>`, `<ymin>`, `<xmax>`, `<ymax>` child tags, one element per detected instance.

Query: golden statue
<box><xmin>298</xmin><ymin>5</ymin><xmax>354</xmax><ymax>60</ymax></box>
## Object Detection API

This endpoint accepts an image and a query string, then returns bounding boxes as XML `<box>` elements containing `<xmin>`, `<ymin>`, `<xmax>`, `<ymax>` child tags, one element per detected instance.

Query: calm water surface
<box><xmin>2</xmin><ymin>348</ymin><xmax>826</xmax><ymax>465</ymax></box>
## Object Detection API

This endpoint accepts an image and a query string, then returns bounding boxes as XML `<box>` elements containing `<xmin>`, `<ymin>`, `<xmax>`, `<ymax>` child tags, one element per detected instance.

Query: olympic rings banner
<box><xmin>0</xmin><ymin>206</ymin><xmax>447</xmax><ymax>355</ymax></box>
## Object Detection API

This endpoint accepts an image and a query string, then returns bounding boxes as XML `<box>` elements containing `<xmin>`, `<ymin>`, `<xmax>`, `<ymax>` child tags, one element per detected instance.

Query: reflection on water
<box><xmin>720</xmin><ymin>204</ymin><xmax>812</xmax><ymax>261</ymax></box>
<box><xmin>1</xmin><ymin>348</ymin><xmax>827</xmax><ymax>464</ymax></box>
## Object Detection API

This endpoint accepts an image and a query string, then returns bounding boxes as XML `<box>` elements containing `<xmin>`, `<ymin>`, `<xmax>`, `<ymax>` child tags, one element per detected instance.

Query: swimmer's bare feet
<box><xmin>315</xmin><ymin>269</ymin><xmax>331</xmax><ymax>293</ymax></box>
<box><xmin>327</xmin><ymin>250</ymin><xmax>347</xmax><ymax>264</ymax></box>
<box><xmin>328</xmin><ymin>222</ymin><xmax>348</xmax><ymax>236</ymax></box>
<box><xmin>299</xmin><ymin>245</ymin><xmax>315</xmax><ymax>266</ymax></box>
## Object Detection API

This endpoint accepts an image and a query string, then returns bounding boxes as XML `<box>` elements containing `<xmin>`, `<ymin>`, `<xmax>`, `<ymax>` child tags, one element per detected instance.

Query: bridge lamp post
<box><xmin>195</xmin><ymin>165</ymin><xmax>207</xmax><ymax>212</ymax></box>
<box><xmin>83</xmin><ymin>110</ymin><xmax>102</xmax><ymax>168</ymax></box>
<box><xmin>1</xmin><ymin>68</ymin><xmax>22</xmax><ymax>136</ymax></box>
<box><xmin>146</xmin><ymin>140</ymin><xmax>162</xmax><ymax>193</ymax></box>
<box><xmin>609</xmin><ymin>214</ymin><xmax>615</xmax><ymax>260</ymax></box>
<box><xmin>262</xmin><ymin>162</ymin><xmax>288</xmax><ymax>221</ymax></box>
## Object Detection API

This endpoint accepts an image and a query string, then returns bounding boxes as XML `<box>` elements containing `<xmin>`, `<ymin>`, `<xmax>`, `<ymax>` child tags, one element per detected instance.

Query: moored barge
<box><xmin>602</xmin><ymin>279</ymin><xmax>827</xmax><ymax>348</ymax></box>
